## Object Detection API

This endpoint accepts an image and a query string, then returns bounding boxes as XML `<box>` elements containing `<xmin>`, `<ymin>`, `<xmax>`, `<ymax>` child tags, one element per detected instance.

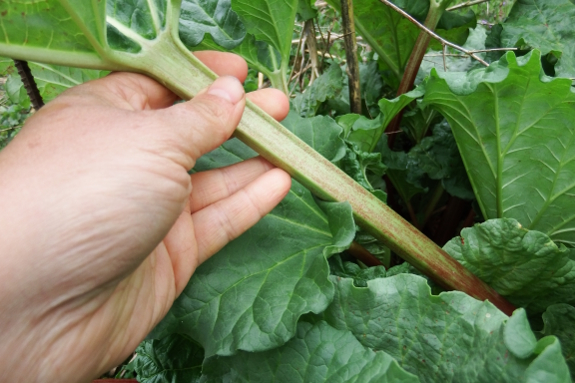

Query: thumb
<box><xmin>154</xmin><ymin>76</ymin><xmax>246</xmax><ymax>168</ymax></box>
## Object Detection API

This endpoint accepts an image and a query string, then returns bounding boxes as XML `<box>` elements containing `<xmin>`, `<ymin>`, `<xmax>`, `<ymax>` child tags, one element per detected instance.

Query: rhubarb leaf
<box><xmin>201</xmin><ymin>321</ymin><xmax>420</xmax><ymax>382</ymax></box>
<box><xmin>500</xmin><ymin>0</ymin><xmax>575</xmax><ymax>78</ymax></box>
<box><xmin>29</xmin><ymin>63</ymin><xmax>108</xmax><ymax>103</ymax></box>
<box><xmin>292</xmin><ymin>65</ymin><xmax>344</xmax><ymax>118</ymax></box>
<box><xmin>540</xmin><ymin>304</ymin><xmax>575</xmax><ymax>376</ymax></box>
<box><xmin>320</xmin><ymin>275</ymin><xmax>571</xmax><ymax>383</ymax></box>
<box><xmin>179</xmin><ymin>0</ymin><xmax>246</xmax><ymax>49</ymax></box>
<box><xmin>133</xmin><ymin>334</ymin><xmax>204</xmax><ymax>383</ymax></box>
<box><xmin>231</xmin><ymin>0</ymin><xmax>298</xmax><ymax>65</ymax></box>
<box><xmin>423</xmin><ymin>51</ymin><xmax>575</xmax><ymax>246</ymax></box>
<box><xmin>281</xmin><ymin>112</ymin><xmax>347</xmax><ymax>163</ymax></box>
<box><xmin>0</xmin><ymin>1</ymin><xmax>107</xmax><ymax>68</ymax></box>
<box><xmin>149</xmin><ymin>138</ymin><xmax>355</xmax><ymax>356</ymax></box>
<box><xmin>444</xmin><ymin>218</ymin><xmax>575</xmax><ymax>314</ymax></box>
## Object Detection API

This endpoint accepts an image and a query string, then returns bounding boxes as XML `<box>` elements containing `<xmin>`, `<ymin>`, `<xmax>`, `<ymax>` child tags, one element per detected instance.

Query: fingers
<box><xmin>246</xmin><ymin>88</ymin><xmax>290</xmax><ymax>122</ymax></box>
<box><xmin>190</xmin><ymin>157</ymin><xmax>275</xmax><ymax>212</ymax></box>
<box><xmin>154</xmin><ymin>76</ymin><xmax>246</xmax><ymax>168</ymax></box>
<box><xmin>193</xmin><ymin>51</ymin><xmax>248</xmax><ymax>83</ymax></box>
<box><xmin>193</xmin><ymin>168</ymin><xmax>291</xmax><ymax>264</ymax></box>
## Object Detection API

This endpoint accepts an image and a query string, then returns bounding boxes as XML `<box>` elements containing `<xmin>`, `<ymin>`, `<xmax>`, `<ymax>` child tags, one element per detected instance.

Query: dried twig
<box><xmin>446</xmin><ymin>0</ymin><xmax>490</xmax><ymax>12</ymax></box>
<box><xmin>303</xmin><ymin>20</ymin><xmax>320</xmax><ymax>85</ymax></box>
<box><xmin>378</xmin><ymin>0</ymin><xmax>489</xmax><ymax>66</ymax></box>
<box><xmin>340</xmin><ymin>0</ymin><xmax>362</xmax><ymax>113</ymax></box>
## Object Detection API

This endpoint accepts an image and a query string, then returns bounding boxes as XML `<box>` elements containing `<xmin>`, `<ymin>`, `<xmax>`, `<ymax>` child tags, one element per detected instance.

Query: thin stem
<box><xmin>446</xmin><ymin>0</ymin><xmax>489</xmax><ymax>11</ymax></box>
<box><xmin>347</xmin><ymin>241</ymin><xmax>384</xmax><ymax>267</ymax></box>
<box><xmin>0</xmin><ymin>126</ymin><xmax>20</xmax><ymax>133</ymax></box>
<box><xmin>422</xmin><ymin>183</ymin><xmax>445</xmax><ymax>228</ymax></box>
<box><xmin>13</xmin><ymin>60</ymin><xmax>44</xmax><ymax>110</ymax></box>
<box><xmin>339</xmin><ymin>0</ymin><xmax>362</xmax><ymax>113</ymax></box>
<box><xmin>378</xmin><ymin>0</ymin><xmax>489</xmax><ymax>66</ymax></box>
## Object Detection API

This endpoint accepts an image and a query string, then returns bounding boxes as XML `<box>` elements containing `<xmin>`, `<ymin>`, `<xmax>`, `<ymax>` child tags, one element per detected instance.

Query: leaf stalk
<box><xmin>130</xmin><ymin>31</ymin><xmax>516</xmax><ymax>316</ymax></box>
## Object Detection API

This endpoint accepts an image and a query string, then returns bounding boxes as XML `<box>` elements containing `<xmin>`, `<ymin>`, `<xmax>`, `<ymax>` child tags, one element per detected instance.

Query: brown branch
<box><xmin>13</xmin><ymin>60</ymin><xmax>44</xmax><ymax>110</ymax></box>
<box><xmin>340</xmin><ymin>0</ymin><xmax>362</xmax><ymax>114</ymax></box>
<box><xmin>347</xmin><ymin>241</ymin><xmax>384</xmax><ymax>267</ymax></box>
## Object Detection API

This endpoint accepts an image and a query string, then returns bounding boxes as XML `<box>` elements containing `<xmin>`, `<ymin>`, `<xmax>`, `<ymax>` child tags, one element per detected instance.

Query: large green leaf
<box><xmin>320</xmin><ymin>275</ymin><xmax>571</xmax><ymax>383</ymax></box>
<box><xmin>201</xmin><ymin>321</ymin><xmax>420</xmax><ymax>382</ymax></box>
<box><xmin>0</xmin><ymin>0</ymin><xmax>107</xmax><ymax>68</ymax></box>
<box><xmin>423</xmin><ymin>51</ymin><xmax>575</xmax><ymax>245</ymax></box>
<box><xmin>150</xmin><ymin>137</ymin><xmax>355</xmax><ymax>356</ymax></box>
<box><xmin>444</xmin><ymin>218</ymin><xmax>575</xmax><ymax>314</ymax></box>
<box><xmin>540</xmin><ymin>304</ymin><xmax>575</xmax><ymax>376</ymax></box>
<box><xmin>231</xmin><ymin>0</ymin><xmax>297</xmax><ymax>66</ymax></box>
<box><xmin>179</xmin><ymin>0</ymin><xmax>246</xmax><ymax>49</ymax></box>
<box><xmin>500</xmin><ymin>0</ymin><xmax>575</xmax><ymax>78</ymax></box>
<box><xmin>133</xmin><ymin>334</ymin><xmax>204</xmax><ymax>383</ymax></box>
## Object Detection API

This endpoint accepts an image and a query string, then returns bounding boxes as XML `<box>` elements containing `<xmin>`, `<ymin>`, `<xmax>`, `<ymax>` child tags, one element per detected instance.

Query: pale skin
<box><xmin>0</xmin><ymin>51</ymin><xmax>291</xmax><ymax>382</ymax></box>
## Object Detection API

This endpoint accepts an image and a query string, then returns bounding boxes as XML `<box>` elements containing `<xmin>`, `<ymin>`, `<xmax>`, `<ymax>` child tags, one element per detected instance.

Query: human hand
<box><xmin>0</xmin><ymin>52</ymin><xmax>291</xmax><ymax>382</ymax></box>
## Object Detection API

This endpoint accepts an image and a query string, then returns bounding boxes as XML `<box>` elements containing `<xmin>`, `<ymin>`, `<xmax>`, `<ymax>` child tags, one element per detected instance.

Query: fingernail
<box><xmin>207</xmin><ymin>76</ymin><xmax>244</xmax><ymax>104</ymax></box>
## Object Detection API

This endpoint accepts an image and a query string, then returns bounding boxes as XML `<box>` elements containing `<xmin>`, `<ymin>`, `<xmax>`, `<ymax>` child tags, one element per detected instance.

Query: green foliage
<box><xmin>202</xmin><ymin>321</ymin><xmax>419</xmax><ymax>382</ymax></box>
<box><xmin>319</xmin><ymin>275</ymin><xmax>571</xmax><ymax>383</ymax></box>
<box><xmin>540</xmin><ymin>304</ymin><xmax>575</xmax><ymax>376</ymax></box>
<box><xmin>500</xmin><ymin>0</ymin><xmax>575</xmax><ymax>78</ymax></box>
<box><xmin>150</xmin><ymin>136</ymin><xmax>356</xmax><ymax>356</ymax></box>
<box><xmin>324</xmin><ymin>0</ymin><xmax>475</xmax><ymax>83</ymax></box>
<box><xmin>423</xmin><ymin>51</ymin><xmax>575</xmax><ymax>246</ymax></box>
<box><xmin>292</xmin><ymin>64</ymin><xmax>344</xmax><ymax>117</ymax></box>
<box><xmin>179</xmin><ymin>0</ymin><xmax>246</xmax><ymax>49</ymax></box>
<box><xmin>444</xmin><ymin>218</ymin><xmax>575</xmax><ymax>314</ymax></box>
<box><xmin>134</xmin><ymin>334</ymin><xmax>204</xmax><ymax>383</ymax></box>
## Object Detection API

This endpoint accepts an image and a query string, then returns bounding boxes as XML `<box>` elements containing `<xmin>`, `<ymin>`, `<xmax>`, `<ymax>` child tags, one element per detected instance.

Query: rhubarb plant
<box><xmin>2</xmin><ymin>0</ymin><xmax>575</xmax><ymax>381</ymax></box>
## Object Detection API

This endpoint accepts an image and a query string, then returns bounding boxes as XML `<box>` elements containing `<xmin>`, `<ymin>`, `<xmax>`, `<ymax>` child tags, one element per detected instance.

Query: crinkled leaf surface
<box><xmin>292</xmin><ymin>65</ymin><xmax>344</xmax><ymax>118</ymax></box>
<box><xmin>423</xmin><ymin>51</ymin><xmax>575</xmax><ymax>245</ymax></box>
<box><xmin>201</xmin><ymin>321</ymin><xmax>420</xmax><ymax>383</ymax></box>
<box><xmin>179</xmin><ymin>0</ymin><xmax>246</xmax><ymax>49</ymax></box>
<box><xmin>133</xmin><ymin>334</ymin><xmax>204</xmax><ymax>383</ymax></box>
<box><xmin>500</xmin><ymin>0</ymin><xmax>575</xmax><ymax>78</ymax></box>
<box><xmin>324</xmin><ymin>0</ymin><xmax>474</xmax><ymax>80</ymax></box>
<box><xmin>150</xmin><ymin>137</ymin><xmax>355</xmax><ymax>356</ymax></box>
<box><xmin>319</xmin><ymin>275</ymin><xmax>571</xmax><ymax>383</ymax></box>
<box><xmin>406</xmin><ymin>121</ymin><xmax>474</xmax><ymax>200</ymax></box>
<box><xmin>541</xmin><ymin>304</ymin><xmax>575</xmax><ymax>376</ymax></box>
<box><xmin>444</xmin><ymin>218</ymin><xmax>575</xmax><ymax>314</ymax></box>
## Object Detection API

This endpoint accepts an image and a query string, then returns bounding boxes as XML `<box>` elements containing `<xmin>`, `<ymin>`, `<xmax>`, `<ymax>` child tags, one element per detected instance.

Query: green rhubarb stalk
<box><xmin>3</xmin><ymin>0</ymin><xmax>515</xmax><ymax>315</ymax></box>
